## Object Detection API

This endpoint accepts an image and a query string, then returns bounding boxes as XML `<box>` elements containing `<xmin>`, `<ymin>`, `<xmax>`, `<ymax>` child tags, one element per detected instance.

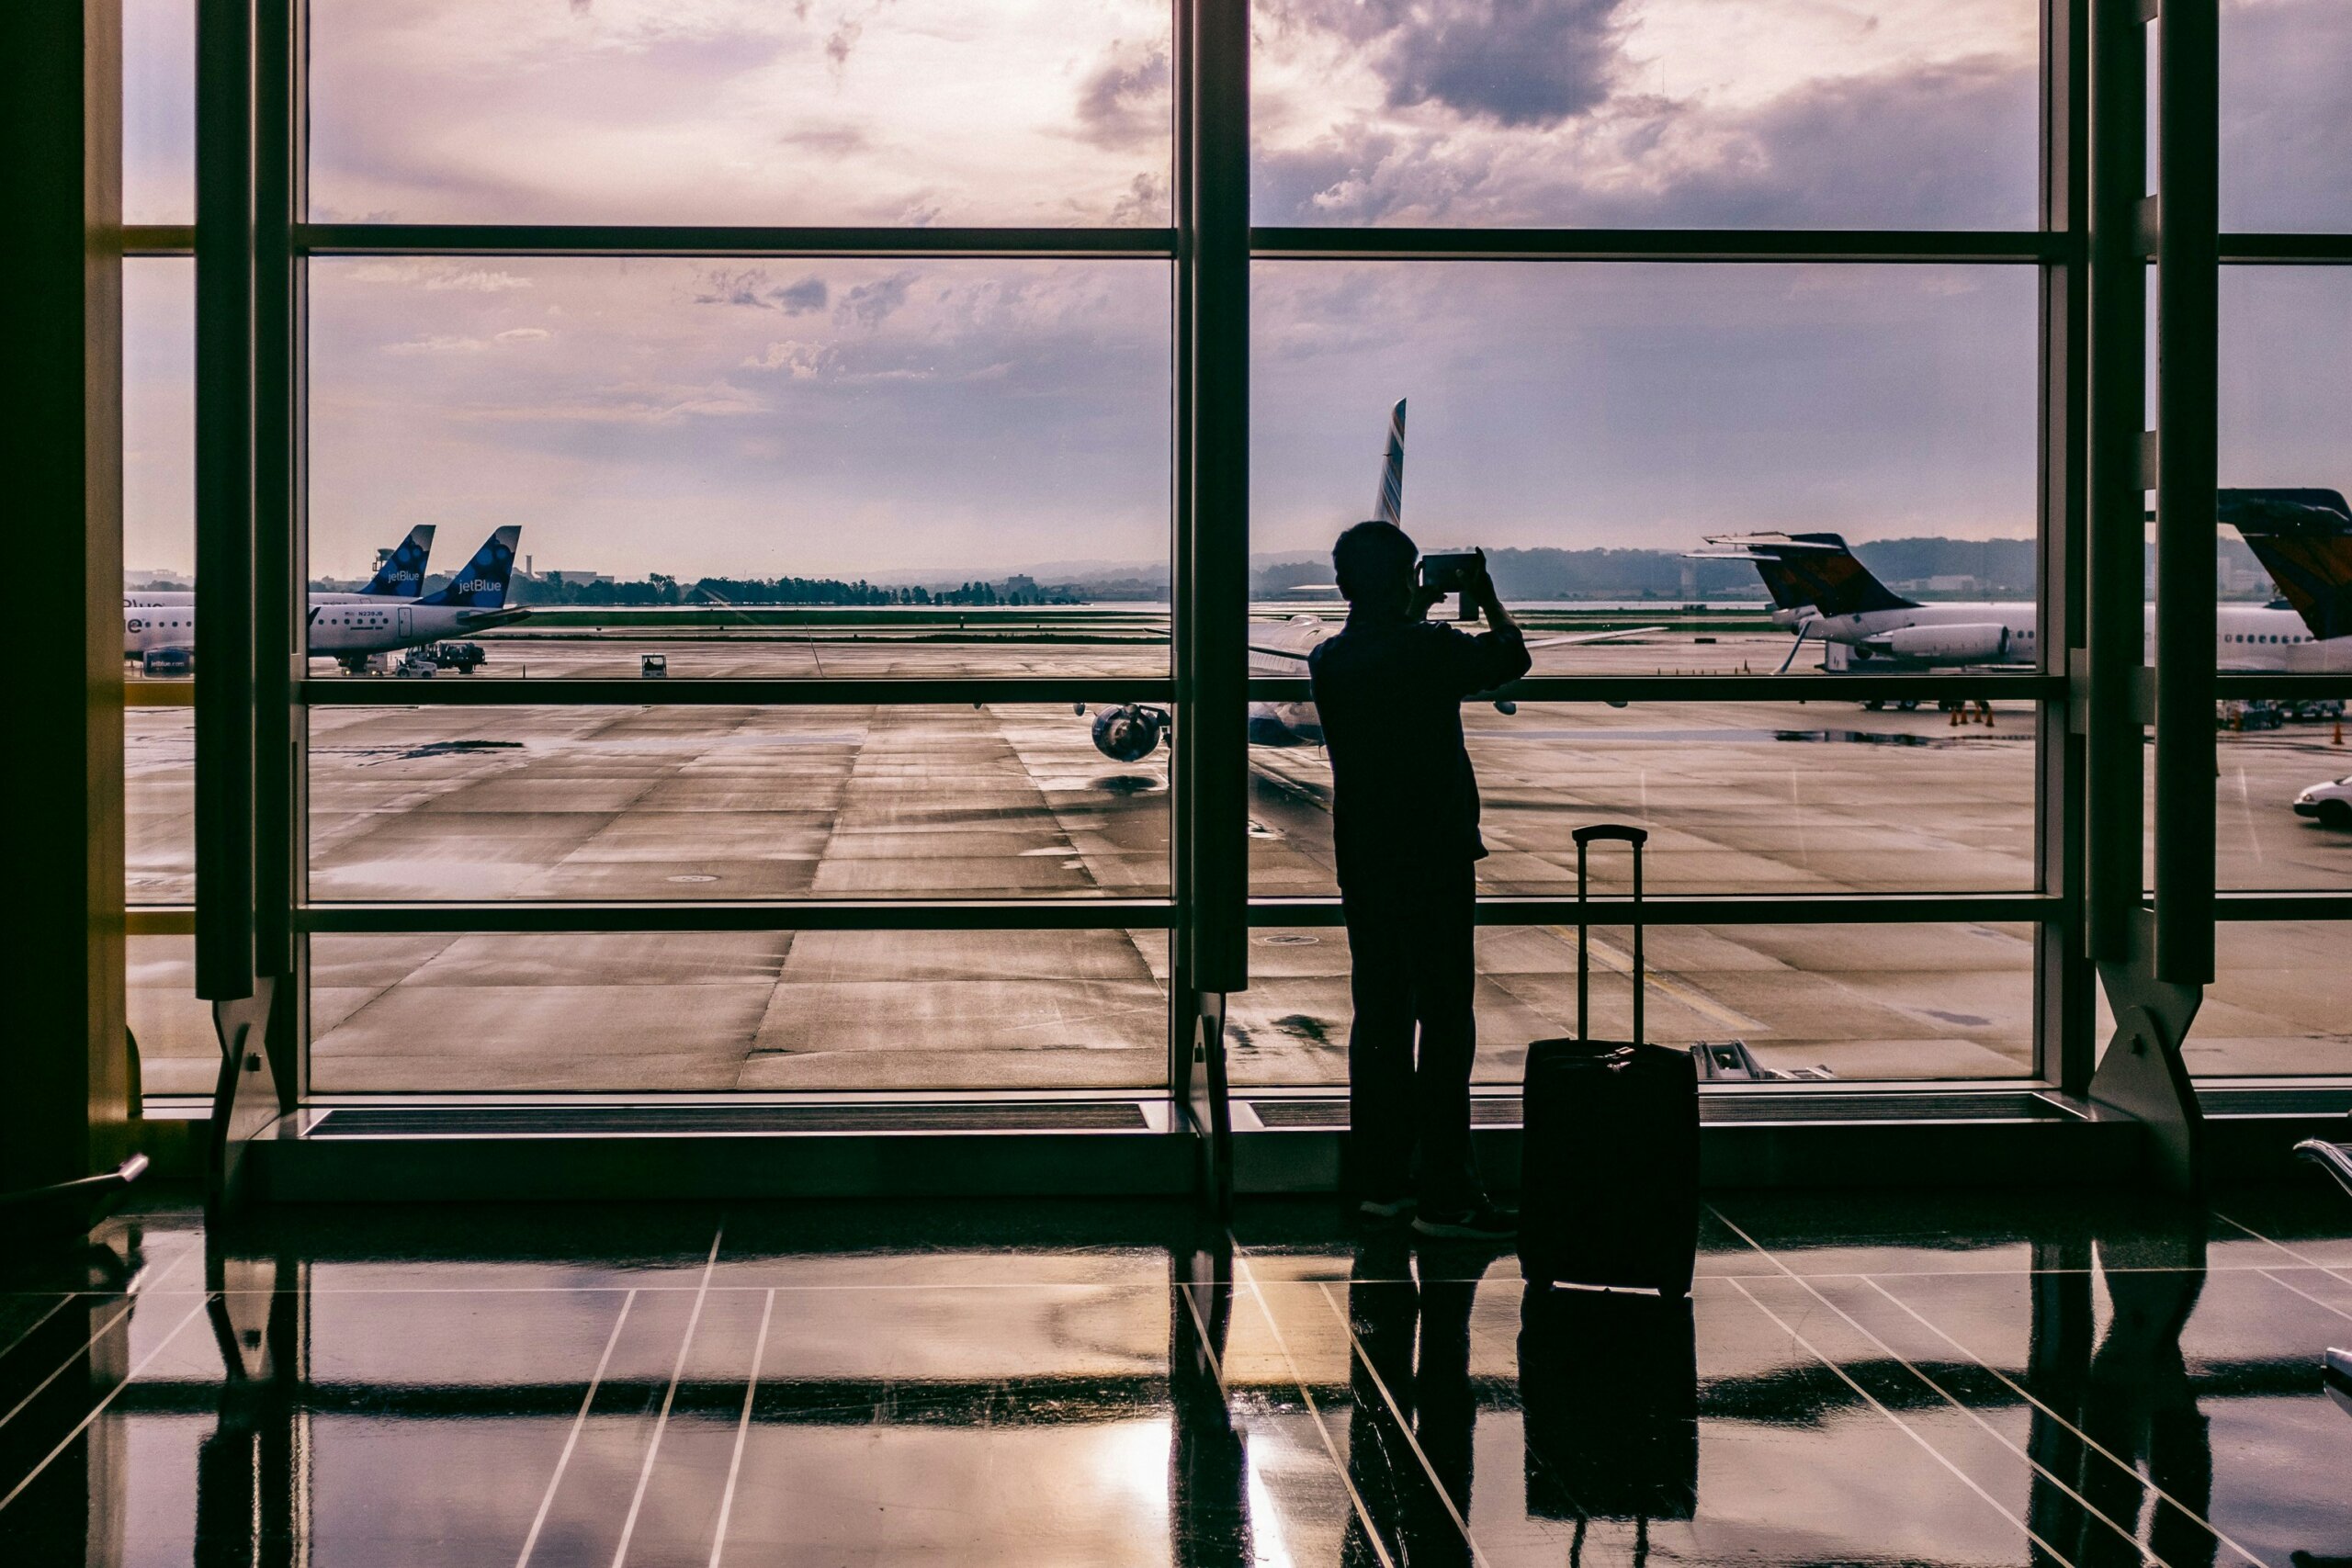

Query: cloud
<box><xmin>742</xmin><ymin>340</ymin><xmax>839</xmax><ymax>378</ymax></box>
<box><xmin>382</xmin><ymin>334</ymin><xmax>490</xmax><ymax>355</ymax></box>
<box><xmin>494</xmin><ymin>327</ymin><xmax>554</xmax><ymax>343</ymax></box>
<box><xmin>839</xmin><ymin>271</ymin><xmax>916</xmax><ymax>327</ymax></box>
<box><xmin>1073</xmin><ymin>39</ymin><xmax>1170</xmax><ymax>149</ymax></box>
<box><xmin>695</xmin><ymin>268</ymin><xmax>831</xmax><ymax>313</ymax></box>
<box><xmin>1369</xmin><ymin>0</ymin><xmax>1630</xmax><ymax>128</ymax></box>
<box><xmin>345</xmin><ymin>262</ymin><xmax>534</xmax><ymax>293</ymax></box>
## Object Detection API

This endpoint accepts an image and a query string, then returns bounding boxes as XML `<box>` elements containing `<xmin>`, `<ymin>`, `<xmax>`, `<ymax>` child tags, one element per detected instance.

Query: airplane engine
<box><xmin>1883</xmin><ymin>623</ymin><xmax>2012</xmax><ymax>662</ymax></box>
<box><xmin>1091</xmin><ymin>704</ymin><xmax>1170</xmax><ymax>762</ymax></box>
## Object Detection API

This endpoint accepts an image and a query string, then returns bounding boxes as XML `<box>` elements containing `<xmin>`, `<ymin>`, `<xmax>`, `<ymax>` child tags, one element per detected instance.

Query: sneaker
<box><xmin>1412</xmin><ymin>1202</ymin><xmax>1519</xmax><ymax>1241</ymax></box>
<box><xmin>1357</xmin><ymin>1193</ymin><xmax>1418</xmax><ymax>1220</ymax></box>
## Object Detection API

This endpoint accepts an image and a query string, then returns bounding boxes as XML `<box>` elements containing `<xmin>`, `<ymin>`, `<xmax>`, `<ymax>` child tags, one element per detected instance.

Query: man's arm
<box><xmin>1466</xmin><ymin>551</ymin><xmax>1531</xmax><ymax>688</ymax></box>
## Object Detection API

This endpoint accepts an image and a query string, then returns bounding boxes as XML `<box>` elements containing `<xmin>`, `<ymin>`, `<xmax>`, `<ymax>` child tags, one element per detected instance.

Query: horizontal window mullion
<box><xmin>1247</xmin><ymin>674</ymin><xmax>2064</xmax><ymax>703</ymax></box>
<box><xmin>298</xmin><ymin>900</ymin><xmax>1178</xmax><ymax>935</ymax></box>
<box><xmin>2213</xmin><ymin>893</ymin><xmax>2352</xmax><ymax>921</ymax></box>
<box><xmin>1252</xmin><ymin>894</ymin><xmax>2063</xmax><ymax>927</ymax></box>
<box><xmin>2220</xmin><ymin>234</ymin><xmax>2352</xmax><ymax>265</ymax></box>
<box><xmin>124</xmin><ymin>225</ymin><xmax>195</xmax><ymax>255</ymax></box>
<box><xmin>1250</xmin><ymin>228</ymin><xmax>2064</xmax><ymax>265</ymax></box>
<box><xmin>295</xmin><ymin>677</ymin><xmax>1174</xmax><ymax>707</ymax></box>
<box><xmin>293</xmin><ymin>224</ymin><xmax>1177</xmax><ymax>259</ymax></box>
<box><xmin>128</xmin><ymin>908</ymin><xmax>198</xmax><ymax>936</ymax></box>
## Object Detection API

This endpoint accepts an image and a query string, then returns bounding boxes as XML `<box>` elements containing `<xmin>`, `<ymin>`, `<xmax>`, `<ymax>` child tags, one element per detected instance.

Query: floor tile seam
<box><xmin>1230</xmin><ymin>1242</ymin><xmax>1398</xmax><ymax>1568</ymax></box>
<box><xmin>2211</xmin><ymin>1211</ymin><xmax>2352</xmax><ymax>1288</ymax></box>
<box><xmin>706</xmin><ymin>1287</ymin><xmax>776</xmax><ymax>1568</ymax></box>
<box><xmin>609</xmin><ymin>1228</ymin><xmax>724</xmax><ymax>1568</ymax></box>
<box><xmin>164</xmin><ymin>1280</ymin><xmax>1168</xmax><ymax>1295</ymax></box>
<box><xmin>1174</xmin><ymin>1281</ymin><xmax>1232</xmax><ymax>1400</ymax></box>
<box><xmin>1770</xmin><ymin>1271</ymin><xmax>2233</xmax><ymax>1568</ymax></box>
<box><xmin>514</xmin><ymin>1287</ymin><xmax>639</xmax><ymax>1568</ymax></box>
<box><xmin>1724</xmin><ymin>1276</ymin><xmax>2078</xmax><ymax>1568</ymax></box>
<box><xmin>1312</xmin><ymin>1280</ymin><xmax>1492</xmax><ymax>1568</ymax></box>
<box><xmin>2254</xmin><ymin>1268</ymin><xmax>2352</xmax><ymax>1325</ymax></box>
<box><xmin>1859</xmin><ymin>1274</ymin><xmax>2272</xmax><ymax>1568</ymax></box>
<box><xmin>0</xmin><ymin>1295</ymin><xmax>147</xmax><ymax>1435</ymax></box>
<box><xmin>0</xmin><ymin>1292</ymin><xmax>215</xmax><ymax>1514</ymax></box>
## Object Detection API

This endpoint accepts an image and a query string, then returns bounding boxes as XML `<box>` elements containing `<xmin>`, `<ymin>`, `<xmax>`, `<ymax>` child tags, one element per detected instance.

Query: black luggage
<box><xmin>1518</xmin><ymin>824</ymin><xmax>1701</xmax><ymax>1296</ymax></box>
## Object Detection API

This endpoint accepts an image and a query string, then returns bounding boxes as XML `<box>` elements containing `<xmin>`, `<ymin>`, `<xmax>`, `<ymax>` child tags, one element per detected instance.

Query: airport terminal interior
<box><xmin>9</xmin><ymin>0</ymin><xmax>2350</xmax><ymax>1562</ymax></box>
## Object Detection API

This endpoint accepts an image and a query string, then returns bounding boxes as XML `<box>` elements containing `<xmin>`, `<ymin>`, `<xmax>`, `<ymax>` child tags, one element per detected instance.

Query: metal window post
<box><xmin>2151</xmin><ymin>0</ymin><xmax>2219</xmax><ymax>985</ymax></box>
<box><xmin>1179</xmin><ymin>0</ymin><xmax>1248</xmax><ymax>1203</ymax></box>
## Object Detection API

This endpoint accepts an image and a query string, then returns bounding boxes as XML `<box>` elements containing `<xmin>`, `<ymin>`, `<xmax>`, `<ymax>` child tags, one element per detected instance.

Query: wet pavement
<box><xmin>4</xmin><ymin>1183</ymin><xmax>2348</xmax><ymax>1564</ymax></box>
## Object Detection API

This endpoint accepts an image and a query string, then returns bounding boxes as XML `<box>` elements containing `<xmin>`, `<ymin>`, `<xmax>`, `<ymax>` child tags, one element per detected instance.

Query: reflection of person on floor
<box><xmin>1342</xmin><ymin>1233</ymin><xmax>1478</xmax><ymax>1567</ymax></box>
<box><xmin>1308</xmin><ymin>522</ymin><xmax>1530</xmax><ymax>1240</ymax></box>
<box><xmin>2030</xmin><ymin>1233</ymin><xmax>2215</xmax><ymax>1568</ymax></box>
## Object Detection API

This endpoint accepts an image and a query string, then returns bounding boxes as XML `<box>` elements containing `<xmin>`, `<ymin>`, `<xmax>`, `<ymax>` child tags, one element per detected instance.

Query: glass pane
<box><xmin>2218</xmin><ymin>717</ymin><xmax>2350</xmax><ymax>890</ymax></box>
<box><xmin>309</xmin><ymin>928</ymin><xmax>1171</xmax><ymax>1091</ymax></box>
<box><xmin>2221</xmin><ymin>0</ymin><xmax>2352</xmax><ymax>232</ymax></box>
<box><xmin>2217</xmin><ymin>266</ymin><xmax>2351</xmax><ymax>676</ymax></box>
<box><xmin>129</xmin><ymin>934</ymin><xmax>213</xmax><ymax>1096</ymax></box>
<box><xmin>307</xmin><ymin>705</ymin><xmax>1170</xmax><ymax>901</ymax></box>
<box><xmin>2193</xmin><ymin>920</ymin><xmax>2352</xmax><ymax>1076</ymax></box>
<box><xmin>1249</xmin><ymin>698</ymin><xmax>2036</xmax><ymax>897</ymax></box>
<box><xmin>1230</xmin><ymin>921</ymin><xmax>2035</xmax><ymax>1085</ymax></box>
<box><xmin>124</xmin><ymin>0</ymin><xmax>195</xmax><ymax>224</ymax></box>
<box><xmin>125</xmin><ymin>258</ymin><xmax>196</xmax><ymax>905</ymax></box>
<box><xmin>1253</xmin><ymin>263</ymin><xmax>2041</xmax><ymax>679</ymax></box>
<box><xmin>1252</xmin><ymin>0</ymin><xmax>2039</xmax><ymax>228</ymax></box>
<box><xmin>304</xmin><ymin>257</ymin><xmax>1170</xmax><ymax>681</ymax></box>
<box><xmin>305</xmin><ymin>0</ymin><xmax>1172</xmax><ymax>225</ymax></box>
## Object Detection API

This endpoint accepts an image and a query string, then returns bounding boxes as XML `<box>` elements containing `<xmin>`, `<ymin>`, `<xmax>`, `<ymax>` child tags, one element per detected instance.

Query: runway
<box><xmin>123</xmin><ymin>626</ymin><xmax>2349</xmax><ymax>1095</ymax></box>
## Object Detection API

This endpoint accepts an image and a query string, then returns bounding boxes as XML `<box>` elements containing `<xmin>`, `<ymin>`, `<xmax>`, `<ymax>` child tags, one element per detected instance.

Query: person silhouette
<box><xmin>1308</xmin><ymin>522</ymin><xmax>1530</xmax><ymax>1239</ymax></box>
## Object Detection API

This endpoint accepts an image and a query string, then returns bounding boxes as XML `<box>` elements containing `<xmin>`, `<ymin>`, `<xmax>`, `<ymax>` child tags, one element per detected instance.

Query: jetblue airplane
<box><xmin>124</xmin><ymin>526</ymin><xmax>527</xmax><ymax>671</ymax></box>
<box><xmin>1694</xmin><ymin>487</ymin><xmax>2352</xmax><ymax>674</ymax></box>
<box><xmin>124</xmin><ymin>525</ymin><xmax>438</xmax><ymax>611</ymax></box>
<box><xmin>1084</xmin><ymin>400</ymin><xmax>1660</xmax><ymax>761</ymax></box>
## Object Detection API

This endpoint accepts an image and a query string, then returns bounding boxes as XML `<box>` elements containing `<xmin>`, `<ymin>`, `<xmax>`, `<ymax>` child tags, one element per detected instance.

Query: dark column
<box><xmin>4</xmin><ymin>0</ymin><xmax>132</xmax><ymax>1196</ymax></box>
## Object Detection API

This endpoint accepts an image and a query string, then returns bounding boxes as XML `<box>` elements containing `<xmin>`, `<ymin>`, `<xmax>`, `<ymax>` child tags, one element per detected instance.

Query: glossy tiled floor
<box><xmin>3</xmin><ymin>1185</ymin><xmax>2347</xmax><ymax>1565</ymax></box>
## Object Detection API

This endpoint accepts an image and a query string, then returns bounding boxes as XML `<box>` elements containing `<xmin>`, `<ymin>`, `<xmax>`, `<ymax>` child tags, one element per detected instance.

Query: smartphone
<box><xmin>1419</xmin><ymin>551</ymin><xmax>1483</xmax><ymax>620</ymax></box>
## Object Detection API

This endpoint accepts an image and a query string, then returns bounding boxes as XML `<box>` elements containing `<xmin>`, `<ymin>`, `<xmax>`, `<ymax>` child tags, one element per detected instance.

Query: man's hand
<box><xmin>1469</xmin><ymin>549</ymin><xmax>1521</xmax><ymax>638</ymax></box>
<box><xmin>1411</xmin><ymin>580</ymin><xmax>1448</xmax><ymax>621</ymax></box>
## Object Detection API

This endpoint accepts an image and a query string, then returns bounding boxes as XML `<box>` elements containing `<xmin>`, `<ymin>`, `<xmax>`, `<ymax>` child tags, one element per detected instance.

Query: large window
<box><xmin>129</xmin><ymin>0</ymin><xmax>2349</xmax><ymax>1108</ymax></box>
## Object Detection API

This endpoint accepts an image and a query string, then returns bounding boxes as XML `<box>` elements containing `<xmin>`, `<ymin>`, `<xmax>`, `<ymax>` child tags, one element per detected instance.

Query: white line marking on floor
<box><xmin>0</xmin><ymin>1293</ymin><xmax>213</xmax><ymax>1512</ymax></box>
<box><xmin>2213</xmin><ymin>1210</ymin><xmax>2352</xmax><ymax>1289</ymax></box>
<box><xmin>1315</xmin><ymin>1280</ymin><xmax>1491</xmax><ymax>1568</ymax></box>
<box><xmin>612</xmin><ymin>1229</ymin><xmax>724</xmax><ymax>1568</ymax></box>
<box><xmin>515</xmin><ymin>1289</ymin><xmax>638</xmax><ymax>1568</ymax></box>
<box><xmin>706</xmin><ymin>1285</ymin><xmax>775</xmax><ymax>1568</ymax></box>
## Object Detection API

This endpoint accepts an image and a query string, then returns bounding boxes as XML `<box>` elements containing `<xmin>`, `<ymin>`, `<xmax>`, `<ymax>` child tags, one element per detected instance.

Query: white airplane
<box><xmin>123</xmin><ymin>526</ymin><xmax>528</xmax><ymax>671</ymax></box>
<box><xmin>1084</xmin><ymin>400</ymin><xmax>1662</xmax><ymax>760</ymax></box>
<box><xmin>1695</xmin><ymin>487</ymin><xmax>2352</xmax><ymax>674</ymax></box>
<box><xmin>125</xmin><ymin>525</ymin><xmax>441</xmax><ymax>611</ymax></box>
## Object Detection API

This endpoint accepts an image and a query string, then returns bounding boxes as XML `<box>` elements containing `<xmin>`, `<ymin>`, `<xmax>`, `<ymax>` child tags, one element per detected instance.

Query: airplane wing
<box><xmin>1247</xmin><ymin>642</ymin><xmax>1313</xmax><ymax>663</ymax></box>
<box><xmin>1525</xmin><ymin>625</ymin><xmax>1666</xmax><ymax>649</ymax></box>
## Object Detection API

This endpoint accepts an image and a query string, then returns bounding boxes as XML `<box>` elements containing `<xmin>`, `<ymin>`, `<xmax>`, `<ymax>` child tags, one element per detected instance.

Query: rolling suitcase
<box><xmin>1520</xmin><ymin>1284</ymin><xmax>1698</xmax><ymax>1527</ymax></box>
<box><xmin>1519</xmin><ymin>824</ymin><xmax>1701</xmax><ymax>1296</ymax></box>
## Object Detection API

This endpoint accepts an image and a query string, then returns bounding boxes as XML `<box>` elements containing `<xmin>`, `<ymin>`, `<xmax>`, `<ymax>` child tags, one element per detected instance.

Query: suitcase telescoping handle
<box><xmin>1572</xmin><ymin>823</ymin><xmax>1648</xmax><ymax>1046</ymax></box>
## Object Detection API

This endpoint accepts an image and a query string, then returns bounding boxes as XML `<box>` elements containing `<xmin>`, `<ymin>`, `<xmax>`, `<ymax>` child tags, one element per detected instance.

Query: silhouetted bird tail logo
<box><xmin>418</xmin><ymin>526</ymin><xmax>521</xmax><ymax>609</ymax></box>
<box><xmin>1374</xmin><ymin>398</ymin><xmax>1407</xmax><ymax>525</ymax></box>
<box><xmin>2220</xmin><ymin>487</ymin><xmax>2352</xmax><ymax>641</ymax></box>
<box><xmin>358</xmin><ymin>525</ymin><xmax>435</xmax><ymax>597</ymax></box>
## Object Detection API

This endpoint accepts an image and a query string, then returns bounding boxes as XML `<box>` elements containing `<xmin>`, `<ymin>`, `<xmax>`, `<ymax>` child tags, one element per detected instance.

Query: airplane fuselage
<box><xmin>1801</xmin><ymin>599</ymin><xmax>2349</xmax><ymax>671</ymax></box>
<box><xmin>123</xmin><ymin>599</ymin><xmax>526</xmax><ymax>659</ymax></box>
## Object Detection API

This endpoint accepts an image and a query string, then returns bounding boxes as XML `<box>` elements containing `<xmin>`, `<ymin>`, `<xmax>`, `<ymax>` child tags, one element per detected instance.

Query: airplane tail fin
<box><xmin>1374</xmin><ymin>398</ymin><xmax>1406</xmax><ymax>525</ymax></box>
<box><xmin>1690</xmin><ymin>532</ymin><xmax>1917</xmax><ymax>615</ymax></box>
<box><xmin>2219</xmin><ymin>487</ymin><xmax>2352</xmax><ymax>641</ymax></box>
<box><xmin>417</xmin><ymin>526</ymin><xmax>521</xmax><ymax>609</ymax></box>
<box><xmin>358</xmin><ymin>525</ymin><xmax>435</xmax><ymax>597</ymax></box>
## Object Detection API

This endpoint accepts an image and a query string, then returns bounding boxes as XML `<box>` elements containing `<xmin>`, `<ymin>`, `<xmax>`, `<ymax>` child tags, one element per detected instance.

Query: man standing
<box><xmin>1308</xmin><ymin>523</ymin><xmax>1530</xmax><ymax>1238</ymax></box>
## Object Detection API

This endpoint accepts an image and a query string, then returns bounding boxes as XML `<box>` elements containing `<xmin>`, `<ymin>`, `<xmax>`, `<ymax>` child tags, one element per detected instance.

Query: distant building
<box><xmin>124</xmin><ymin>567</ymin><xmax>190</xmax><ymax>586</ymax></box>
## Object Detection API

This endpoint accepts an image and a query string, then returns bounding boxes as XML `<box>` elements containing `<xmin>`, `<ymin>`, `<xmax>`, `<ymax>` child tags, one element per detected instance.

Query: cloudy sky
<box><xmin>120</xmin><ymin>0</ymin><xmax>2347</xmax><ymax>581</ymax></box>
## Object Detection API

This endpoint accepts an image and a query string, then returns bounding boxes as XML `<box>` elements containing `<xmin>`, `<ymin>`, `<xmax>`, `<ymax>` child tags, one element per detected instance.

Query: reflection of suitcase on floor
<box><xmin>1519</xmin><ymin>1284</ymin><xmax>1698</xmax><ymax>1525</ymax></box>
<box><xmin>1518</xmin><ymin>825</ymin><xmax>1701</xmax><ymax>1296</ymax></box>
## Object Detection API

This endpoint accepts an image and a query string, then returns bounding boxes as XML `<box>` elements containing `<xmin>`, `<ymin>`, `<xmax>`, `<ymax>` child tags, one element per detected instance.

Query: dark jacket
<box><xmin>1307</xmin><ymin>612</ymin><xmax>1531</xmax><ymax>890</ymax></box>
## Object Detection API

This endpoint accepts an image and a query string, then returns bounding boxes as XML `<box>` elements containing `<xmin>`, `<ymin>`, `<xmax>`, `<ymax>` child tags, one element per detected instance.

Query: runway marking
<box><xmin>1545</xmin><ymin>926</ymin><xmax>1766</xmax><ymax>1034</ymax></box>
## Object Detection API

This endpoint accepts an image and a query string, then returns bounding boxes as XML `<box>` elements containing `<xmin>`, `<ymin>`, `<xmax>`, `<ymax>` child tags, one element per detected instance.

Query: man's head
<box><xmin>1332</xmin><ymin>520</ymin><xmax>1419</xmax><ymax>615</ymax></box>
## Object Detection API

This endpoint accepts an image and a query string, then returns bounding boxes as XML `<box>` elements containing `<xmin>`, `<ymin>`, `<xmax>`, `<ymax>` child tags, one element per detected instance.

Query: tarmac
<box><xmin>122</xmin><ymin>627</ymin><xmax>2349</xmax><ymax>1095</ymax></box>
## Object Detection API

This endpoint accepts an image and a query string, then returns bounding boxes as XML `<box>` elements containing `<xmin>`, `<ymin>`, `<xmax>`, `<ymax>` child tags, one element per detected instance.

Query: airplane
<box><xmin>124</xmin><ymin>526</ymin><xmax>528</xmax><ymax>672</ymax></box>
<box><xmin>1695</xmin><ymin>489</ymin><xmax>2352</xmax><ymax>675</ymax></box>
<box><xmin>123</xmin><ymin>525</ymin><xmax>437</xmax><ymax>610</ymax></box>
<box><xmin>1084</xmin><ymin>400</ymin><xmax>1663</xmax><ymax>761</ymax></box>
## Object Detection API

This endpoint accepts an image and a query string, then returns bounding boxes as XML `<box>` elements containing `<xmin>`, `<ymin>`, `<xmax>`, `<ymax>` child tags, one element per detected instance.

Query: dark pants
<box><xmin>1341</xmin><ymin>860</ymin><xmax>1482</xmax><ymax>1210</ymax></box>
